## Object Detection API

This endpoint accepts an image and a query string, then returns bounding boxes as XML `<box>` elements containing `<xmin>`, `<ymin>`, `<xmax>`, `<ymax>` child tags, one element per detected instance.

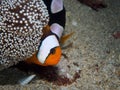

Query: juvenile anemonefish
<box><xmin>25</xmin><ymin>0</ymin><xmax>66</xmax><ymax>66</ymax></box>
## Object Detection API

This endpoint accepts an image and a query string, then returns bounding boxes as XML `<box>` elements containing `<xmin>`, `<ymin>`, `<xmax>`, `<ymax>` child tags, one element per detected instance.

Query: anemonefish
<box><xmin>25</xmin><ymin>0</ymin><xmax>66</xmax><ymax>66</ymax></box>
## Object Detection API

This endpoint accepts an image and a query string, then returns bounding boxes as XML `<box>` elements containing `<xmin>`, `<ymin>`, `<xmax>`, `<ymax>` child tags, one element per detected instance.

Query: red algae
<box><xmin>53</xmin><ymin>70</ymin><xmax>81</xmax><ymax>86</ymax></box>
<box><xmin>13</xmin><ymin>61</ymin><xmax>81</xmax><ymax>86</ymax></box>
<box><xmin>112</xmin><ymin>31</ymin><xmax>120</xmax><ymax>39</ymax></box>
<box><xmin>78</xmin><ymin>0</ymin><xmax>107</xmax><ymax>11</ymax></box>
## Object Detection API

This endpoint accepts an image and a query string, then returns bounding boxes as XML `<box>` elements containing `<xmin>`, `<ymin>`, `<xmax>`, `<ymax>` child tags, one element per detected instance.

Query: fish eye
<box><xmin>50</xmin><ymin>48</ymin><xmax>56</xmax><ymax>54</ymax></box>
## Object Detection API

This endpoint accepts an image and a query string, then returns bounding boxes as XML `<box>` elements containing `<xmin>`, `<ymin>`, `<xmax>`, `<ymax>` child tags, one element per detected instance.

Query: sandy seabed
<box><xmin>0</xmin><ymin>0</ymin><xmax>120</xmax><ymax>90</ymax></box>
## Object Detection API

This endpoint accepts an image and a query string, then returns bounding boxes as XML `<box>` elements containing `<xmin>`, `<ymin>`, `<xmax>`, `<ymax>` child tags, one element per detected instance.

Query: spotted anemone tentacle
<box><xmin>0</xmin><ymin>0</ymin><xmax>49</xmax><ymax>69</ymax></box>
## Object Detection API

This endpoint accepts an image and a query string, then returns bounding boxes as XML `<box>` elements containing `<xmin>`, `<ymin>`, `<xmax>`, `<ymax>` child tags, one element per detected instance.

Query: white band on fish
<box><xmin>50</xmin><ymin>23</ymin><xmax>63</xmax><ymax>38</ymax></box>
<box><xmin>51</xmin><ymin>0</ymin><xmax>63</xmax><ymax>13</ymax></box>
<box><xmin>37</xmin><ymin>35</ymin><xmax>59</xmax><ymax>64</ymax></box>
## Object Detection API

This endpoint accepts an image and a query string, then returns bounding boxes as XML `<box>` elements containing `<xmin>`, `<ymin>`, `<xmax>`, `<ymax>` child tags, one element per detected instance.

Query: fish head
<box><xmin>37</xmin><ymin>35</ymin><xmax>61</xmax><ymax>66</ymax></box>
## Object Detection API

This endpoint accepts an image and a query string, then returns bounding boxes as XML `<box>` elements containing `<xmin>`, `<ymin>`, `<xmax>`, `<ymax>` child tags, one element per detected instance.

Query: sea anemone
<box><xmin>0</xmin><ymin>0</ymin><xmax>49</xmax><ymax>69</ymax></box>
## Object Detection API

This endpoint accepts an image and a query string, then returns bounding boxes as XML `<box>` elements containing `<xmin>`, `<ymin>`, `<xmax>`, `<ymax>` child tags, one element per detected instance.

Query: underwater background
<box><xmin>0</xmin><ymin>0</ymin><xmax>120</xmax><ymax>90</ymax></box>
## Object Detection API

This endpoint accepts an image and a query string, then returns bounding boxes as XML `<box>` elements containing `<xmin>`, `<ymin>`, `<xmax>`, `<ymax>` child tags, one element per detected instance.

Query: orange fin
<box><xmin>60</xmin><ymin>32</ymin><xmax>75</xmax><ymax>44</ymax></box>
<box><xmin>42</xmin><ymin>25</ymin><xmax>51</xmax><ymax>33</ymax></box>
<box><xmin>42</xmin><ymin>25</ymin><xmax>51</xmax><ymax>38</ymax></box>
<box><xmin>25</xmin><ymin>52</ymin><xmax>47</xmax><ymax>66</ymax></box>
